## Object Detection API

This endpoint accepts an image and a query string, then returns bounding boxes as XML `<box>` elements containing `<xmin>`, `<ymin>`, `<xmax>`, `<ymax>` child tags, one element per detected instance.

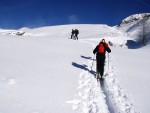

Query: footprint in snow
<box><xmin>6</xmin><ymin>78</ymin><xmax>16</xmax><ymax>85</ymax></box>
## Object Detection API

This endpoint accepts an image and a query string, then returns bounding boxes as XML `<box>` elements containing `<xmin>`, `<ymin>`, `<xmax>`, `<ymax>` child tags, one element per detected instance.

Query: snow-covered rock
<box><xmin>0</xmin><ymin>29</ymin><xmax>33</xmax><ymax>36</ymax></box>
<box><xmin>118</xmin><ymin>13</ymin><xmax>150</xmax><ymax>27</ymax></box>
<box><xmin>117</xmin><ymin>13</ymin><xmax>150</xmax><ymax>46</ymax></box>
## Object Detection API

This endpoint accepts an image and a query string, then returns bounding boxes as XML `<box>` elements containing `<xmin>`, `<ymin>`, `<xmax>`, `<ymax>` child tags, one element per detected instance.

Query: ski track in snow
<box><xmin>102</xmin><ymin>54</ymin><xmax>138</xmax><ymax>113</ymax></box>
<box><xmin>68</xmin><ymin>39</ymin><xmax>139</xmax><ymax>113</ymax></box>
<box><xmin>67</xmin><ymin>56</ymin><xmax>109</xmax><ymax>113</ymax></box>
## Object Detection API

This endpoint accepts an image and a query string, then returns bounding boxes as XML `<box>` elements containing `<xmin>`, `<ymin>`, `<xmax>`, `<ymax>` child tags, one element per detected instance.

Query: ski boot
<box><xmin>96</xmin><ymin>73</ymin><xmax>101</xmax><ymax>81</ymax></box>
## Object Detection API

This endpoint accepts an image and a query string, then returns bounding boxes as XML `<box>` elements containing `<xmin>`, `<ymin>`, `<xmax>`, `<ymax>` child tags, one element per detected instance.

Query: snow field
<box><xmin>67</xmin><ymin>36</ymin><xmax>137</xmax><ymax>113</ymax></box>
<box><xmin>78</xmin><ymin>38</ymin><xmax>138</xmax><ymax>113</ymax></box>
<box><xmin>67</xmin><ymin>54</ymin><xmax>109</xmax><ymax>113</ymax></box>
<box><xmin>0</xmin><ymin>34</ymin><xmax>92</xmax><ymax>113</ymax></box>
<box><xmin>103</xmin><ymin>54</ymin><xmax>137</xmax><ymax>113</ymax></box>
<box><xmin>0</xmin><ymin>22</ymin><xmax>150</xmax><ymax>113</ymax></box>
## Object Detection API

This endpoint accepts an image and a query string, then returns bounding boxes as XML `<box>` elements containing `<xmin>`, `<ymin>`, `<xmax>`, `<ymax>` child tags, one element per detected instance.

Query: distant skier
<box><xmin>71</xmin><ymin>29</ymin><xmax>75</xmax><ymax>39</ymax></box>
<box><xmin>93</xmin><ymin>39</ymin><xmax>111</xmax><ymax>80</ymax></box>
<box><xmin>74</xmin><ymin>29</ymin><xmax>79</xmax><ymax>40</ymax></box>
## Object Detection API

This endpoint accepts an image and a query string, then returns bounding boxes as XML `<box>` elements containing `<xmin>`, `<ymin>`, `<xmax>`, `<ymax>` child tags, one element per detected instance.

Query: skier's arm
<box><xmin>106</xmin><ymin>47</ymin><xmax>111</xmax><ymax>53</ymax></box>
<box><xmin>93</xmin><ymin>45</ymin><xmax>98</xmax><ymax>54</ymax></box>
<box><xmin>104</xmin><ymin>43</ymin><xmax>111</xmax><ymax>53</ymax></box>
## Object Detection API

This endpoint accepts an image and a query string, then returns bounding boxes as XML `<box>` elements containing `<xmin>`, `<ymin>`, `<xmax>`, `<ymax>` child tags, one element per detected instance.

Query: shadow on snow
<box><xmin>81</xmin><ymin>55</ymin><xmax>96</xmax><ymax>61</ymax></box>
<box><xmin>72</xmin><ymin>62</ymin><xmax>96</xmax><ymax>77</ymax></box>
<box><xmin>81</xmin><ymin>55</ymin><xmax>92</xmax><ymax>60</ymax></box>
<box><xmin>125</xmin><ymin>40</ymin><xmax>142</xmax><ymax>49</ymax></box>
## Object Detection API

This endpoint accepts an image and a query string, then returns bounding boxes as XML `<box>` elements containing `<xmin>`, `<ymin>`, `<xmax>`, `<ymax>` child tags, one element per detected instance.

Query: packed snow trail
<box><xmin>67</xmin><ymin>55</ymin><xmax>109</xmax><ymax>113</ymax></box>
<box><xmin>100</xmin><ymin>54</ymin><xmax>137</xmax><ymax>113</ymax></box>
<box><xmin>68</xmin><ymin>39</ymin><xmax>138</xmax><ymax>113</ymax></box>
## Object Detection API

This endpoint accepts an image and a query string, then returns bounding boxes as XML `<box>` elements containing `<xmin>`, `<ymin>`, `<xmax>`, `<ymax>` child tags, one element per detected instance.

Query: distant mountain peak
<box><xmin>118</xmin><ymin>13</ymin><xmax>150</xmax><ymax>26</ymax></box>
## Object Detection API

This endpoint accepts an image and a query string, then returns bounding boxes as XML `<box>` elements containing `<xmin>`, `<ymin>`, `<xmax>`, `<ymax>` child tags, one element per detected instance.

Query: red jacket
<box><xmin>93</xmin><ymin>42</ymin><xmax>111</xmax><ymax>59</ymax></box>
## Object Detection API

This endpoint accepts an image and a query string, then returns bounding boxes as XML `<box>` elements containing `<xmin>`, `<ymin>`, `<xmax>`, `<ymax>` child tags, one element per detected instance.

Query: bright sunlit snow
<box><xmin>0</xmin><ymin>13</ymin><xmax>150</xmax><ymax>113</ymax></box>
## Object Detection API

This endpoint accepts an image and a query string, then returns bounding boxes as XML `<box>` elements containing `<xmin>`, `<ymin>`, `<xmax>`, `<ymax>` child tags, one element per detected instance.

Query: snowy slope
<box><xmin>0</xmin><ymin>21</ymin><xmax>150</xmax><ymax>113</ymax></box>
<box><xmin>0</xmin><ymin>25</ymin><xmax>111</xmax><ymax>113</ymax></box>
<box><xmin>118</xmin><ymin>13</ymin><xmax>150</xmax><ymax>26</ymax></box>
<box><xmin>117</xmin><ymin>13</ymin><xmax>150</xmax><ymax>46</ymax></box>
<box><xmin>112</xmin><ymin>46</ymin><xmax>150</xmax><ymax>113</ymax></box>
<box><xmin>115</xmin><ymin>13</ymin><xmax>150</xmax><ymax>113</ymax></box>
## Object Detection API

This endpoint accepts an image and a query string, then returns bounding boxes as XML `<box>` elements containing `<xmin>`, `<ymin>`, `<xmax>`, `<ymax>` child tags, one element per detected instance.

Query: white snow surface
<box><xmin>117</xmin><ymin>13</ymin><xmax>150</xmax><ymax>45</ymax></box>
<box><xmin>118</xmin><ymin>13</ymin><xmax>150</xmax><ymax>26</ymax></box>
<box><xmin>0</xmin><ymin>23</ymin><xmax>150</xmax><ymax>113</ymax></box>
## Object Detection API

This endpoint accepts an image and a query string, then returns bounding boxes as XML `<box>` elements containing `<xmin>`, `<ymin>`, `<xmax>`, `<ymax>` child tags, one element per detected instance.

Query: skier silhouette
<box><xmin>71</xmin><ymin>29</ymin><xmax>75</xmax><ymax>39</ymax></box>
<box><xmin>74</xmin><ymin>29</ymin><xmax>79</xmax><ymax>40</ymax></box>
<box><xmin>93</xmin><ymin>39</ymin><xmax>111</xmax><ymax>80</ymax></box>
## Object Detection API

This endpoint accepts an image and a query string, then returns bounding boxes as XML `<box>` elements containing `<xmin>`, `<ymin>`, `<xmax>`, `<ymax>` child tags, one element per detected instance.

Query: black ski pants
<box><xmin>71</xmin><ymin>34</ymin><xmax>74</xmax><ymax>39</ymax></box>
<box><xmin>96</xmin><ymin>58</ymin><xmax>105</xmax><ymax>77</ymax></box>
<box><xmin>74</xmin><ymin>34</ymin><xmax>78</xmax><ymax>40</ymax></box>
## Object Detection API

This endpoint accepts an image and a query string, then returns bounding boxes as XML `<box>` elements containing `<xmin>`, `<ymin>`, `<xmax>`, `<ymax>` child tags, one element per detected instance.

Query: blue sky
<box><xmin>0</xmin><ymin>0</ymin><xmax>150</xmax><ymax>29</ymax></box>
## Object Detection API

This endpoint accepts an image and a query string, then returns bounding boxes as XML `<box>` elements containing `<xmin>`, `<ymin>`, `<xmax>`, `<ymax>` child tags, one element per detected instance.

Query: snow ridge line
<box><xmin>102</xmin><ymin>54</ymin><xmax>139</xmax><ymax>113</ymax></box>
<box><xmin>67</xmin><ymin>57</ymin><xmax>109</xmax><ymax>113</ymax></box>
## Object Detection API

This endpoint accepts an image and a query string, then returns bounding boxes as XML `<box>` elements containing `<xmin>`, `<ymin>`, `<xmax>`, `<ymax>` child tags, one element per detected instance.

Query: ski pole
<box><xmin>108</xmin><ymin>53</ymin><xmax>109</xmax><ymax>73</ymax></box>
<box><xmin>91</xmin><ymin>54</ymin><xmax>95</xmax><ymax>71</ymax></box>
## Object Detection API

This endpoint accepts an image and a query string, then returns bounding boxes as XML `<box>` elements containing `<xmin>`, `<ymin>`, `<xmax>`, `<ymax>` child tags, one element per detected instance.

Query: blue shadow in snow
<box><xmin>72</xmin><ymin>62</ymin><xmax>96</xmax><ymax>77</ymax></box>
<box><xmin>125</xmin><ymin>40</ymin><xmax>142</xmax><ymax>49</ymax></box>
<box><xmin>81</xmin><ymin>55</ymin><xmax>92</xmax><ymax>60</ymax></box>
<box><xmin>81</xmin><ymin>55</ymin><xmax>96</xmax><ymax>61</ymax></box>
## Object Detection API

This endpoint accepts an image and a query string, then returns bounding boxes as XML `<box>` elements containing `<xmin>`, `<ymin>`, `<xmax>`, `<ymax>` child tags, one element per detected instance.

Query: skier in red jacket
<box><xmin>93</xmin><ymin>39</ymin><xmax>111</xmax><ymax>80</ymax></box>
